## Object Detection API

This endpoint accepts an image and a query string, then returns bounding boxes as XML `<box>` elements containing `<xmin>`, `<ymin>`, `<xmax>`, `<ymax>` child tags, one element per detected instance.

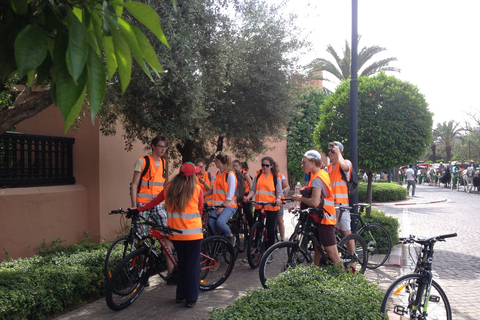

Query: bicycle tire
<box><xmin>358</xmin><ymin>223</ymin><xmax>392</xmax><ymax>269</ymax></box>
<box><xmin>259</xmin><ymin>241</ymin><xmax>312</xmax><ymax>288</ymax></box>
<box><xmin>199</xmin><ymin>235</ymin><xmax>235</xmax><ymax>291</ymax></box>
<box><xmin>105</xmin><ymin>247</ymin><xmax>151</xmax><ymax>311</ymax></box>
<box><xmin>338</xmin><ymin>233</ymin><xmax>368</xmax><ymax>274</ymax></box>
<box><xmin>104</xmin><ymin>236</ymin><xmax>137</xmax><ymax>282</ymax></box>
<box><xmin>236</xmin><ymin>215</ymin><xmax>248</xmax><ymax>253</ymax></box>
<box><xmin>380</xmin><ymin>274</ymin><xmax>452</xmax><ymax>320</ymax></box>
<box><xmin>247</xmin><ymin>221</ymin><xmax>266</xmax><ymax>269</ymax></box>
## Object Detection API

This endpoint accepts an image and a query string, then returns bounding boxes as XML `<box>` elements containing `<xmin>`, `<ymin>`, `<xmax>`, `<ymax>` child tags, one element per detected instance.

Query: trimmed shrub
<box><xmin>358</xmin><ymin>182</ymin><xmax>407</xmax><ymax>202</ymax></box>
<box><xmin>0</xmin><ymin>242</ymin><xmax>110</xmax><ymax>320</ymax></box>
<box><xmin>209</xmin><ymin>265</ymin><xmax>384</xmax><ymax>320</ymax></box>
<box><xmin>361</xmin><ymin>209</ymin><xmax>400</xmax><ymax>250</ymax></box>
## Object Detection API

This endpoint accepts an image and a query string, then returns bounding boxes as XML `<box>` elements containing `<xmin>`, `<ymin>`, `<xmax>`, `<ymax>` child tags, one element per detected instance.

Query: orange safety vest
<box><xmin>196</xmin><ymin>171</ymin><xmax>214</xmax><ymax>205</ymax></box>
<box><xmin>211</xmin><ymin>170</ymin><xmax>237</xmax><ymax>208</ymax></box>
<box><xmin>242</xmin><ymin>169</ymin><xmax>250</xmax><ymax>194</ymax></box>
<box><xmin>166</xmin><ymin>185</ymin><xmax>203</xmax><ymax>241</ymax></box>
<box><xmin>308</xmin><ymin>169</ymin><xmax>336</xmax><ymax>225</ymax></box>
<box><xmin>254</xmin><ymin>170</ymin><xmax>280</xmax><ymax>211</ymax></box>
<box><xmin>327</xmin><ymin>161</ymin><xmax>350</xmax><ymax>205</ymax></box>
<box><xmin>136</xmin><ymin>155</ymin><xmax>166</xmax><ymax>204</ymax></box>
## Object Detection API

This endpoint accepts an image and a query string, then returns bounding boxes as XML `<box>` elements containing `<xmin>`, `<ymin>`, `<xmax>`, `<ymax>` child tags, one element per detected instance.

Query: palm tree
<box><xmin>307</xmin><ymin>36</ymin><xmax>400</xmax><ymax>82</ymax></box>
<box><xmin>434</xmin><ymin>120</ymin><xmax>463</xmax><ymax>161</ymax></box>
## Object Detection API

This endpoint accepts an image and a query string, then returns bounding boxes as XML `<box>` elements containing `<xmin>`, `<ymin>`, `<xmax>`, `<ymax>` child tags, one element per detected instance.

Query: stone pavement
<box><xmin>56</xmin><ymin>185</ymin><xmax>478</xmax><ymax>319</ymax></box>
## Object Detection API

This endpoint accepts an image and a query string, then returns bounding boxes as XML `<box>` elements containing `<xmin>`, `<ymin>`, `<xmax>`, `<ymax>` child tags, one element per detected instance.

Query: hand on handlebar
<box><xmin>127</xmin><ymin>208</ymin><xmax>139</xmax><ymax>219</ymax></box>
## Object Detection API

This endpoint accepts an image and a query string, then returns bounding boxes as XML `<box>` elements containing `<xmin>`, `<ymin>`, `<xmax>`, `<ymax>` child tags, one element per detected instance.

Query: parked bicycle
<box><xmin>380</xmin><ymin>233</ymin><xmax>457</xmax><ymax>320</ymax></box>
<box><xmin>230</xmin><ymin>201</ymin><xmax>251</xmax><ymax>254</ymax></box>
<box><xmin>204</xmin><ymin>204</ymin><xmax>241</xmax><ymax>259</ymax></box>
<box><xmin>105</xmin><ymin>209</ymin><xmax>235</xmax><ymax>311</ymax></box>
<box><xmin>259</xmin><ymin>206</ymin><xmax>368</xmax><ymax>288</ymax></box>
<box><xmin>350</xmin><ymin>203</ymin><xmax>392</xmax><ymax>269</ymax></box>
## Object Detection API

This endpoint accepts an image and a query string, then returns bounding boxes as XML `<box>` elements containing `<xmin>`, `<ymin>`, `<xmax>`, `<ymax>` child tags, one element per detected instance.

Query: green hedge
<box><xmin>0</xmin><ymin>242</ymin><xmax>110</xmax><ymax>320</ymax></box>
<box><xmin>361</xmin><ymin>209</ymin><xmax>400</xmax><ymax>250</ymax></box>
<box><xmin>358</xmin><ymin>182</ymin><xmax>407</xmax><ymax>202</ymax></box>
<box><xmin>209</xmin><ymin>265</ymin><xmax>384</xmax><ymax>320</ymax></box>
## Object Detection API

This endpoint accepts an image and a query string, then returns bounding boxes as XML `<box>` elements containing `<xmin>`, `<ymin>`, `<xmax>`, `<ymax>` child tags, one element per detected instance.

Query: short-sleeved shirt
<box><xmin>405</xmin><ymin>168</ymin><xmax>415</xmax><ymax>181</ymax></box>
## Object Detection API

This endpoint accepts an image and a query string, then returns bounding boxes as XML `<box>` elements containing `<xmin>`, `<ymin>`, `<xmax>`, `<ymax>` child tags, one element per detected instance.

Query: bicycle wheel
<box><xmin>199</xmin><ymin>235</ymin><xmax>235</xmax><ymax>291</ymax></box>
<box><xmin>104</xmin><ymin>236</ymin><xmax>137</xmax><ymax>282</ymax></box>
<box><xmin>358</xmin><ymin>223</ymin><xmax>392</xmax><ymax>269</ymax></box>
<box><xmin>247</xmin><ymin>221</ymin><xmax>266</xmax><ymax>269</ymax></box>
<box><xmin>381</xmin><ymin>274</ymin><xmax>452</xmax><ymax>320</ymax></box>
<box><xmin>105</xmin><ymin>247</ymin><xmax>151</xmax><ymax>311</ymax></box>
<box><xmin>259</xmin><ymin>241</ymin><xmax>312</xmax><ymax>288</ymax></box>
<box><xmin>236</xmin><ymin>215</ymin><xmax>248</xmax><ymax>253</ymax></box>
<box><xmin>337</xmin><ymin>233</ymin><xmax>368</xmax><ymax>274</ymax></box>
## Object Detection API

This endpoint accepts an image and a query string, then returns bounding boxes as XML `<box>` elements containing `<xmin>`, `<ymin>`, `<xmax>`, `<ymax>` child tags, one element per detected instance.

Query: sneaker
<box><xmin>228</xmin><ymin>236</ymin><xmax>236</xmax><ymax>247</ymax></box>
<box><xmin>267</xmin><ymin>255</ymin><xmax>273</xmax><ymax>264</ymax></box>
<box><xmin>186</xmin><ymin>300</ymin><xmax>197</xmax><ymax>308</ymax></box>
<box><xmin>242</xmin><ymin>257</ymin><xmax>248</xmax><ymax>263</ymax></box>
<box><xmin>175</xmin><ymin>298</ymin><xmax>185</xmax><ymax>304</ymax></box>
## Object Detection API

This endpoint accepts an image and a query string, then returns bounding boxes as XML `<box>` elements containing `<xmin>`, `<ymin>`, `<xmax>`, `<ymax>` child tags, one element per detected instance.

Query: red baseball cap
<box><xmin>180</xmin><ymin>162</ymin><xmax>201</xmax><ymax>180</ymax></box>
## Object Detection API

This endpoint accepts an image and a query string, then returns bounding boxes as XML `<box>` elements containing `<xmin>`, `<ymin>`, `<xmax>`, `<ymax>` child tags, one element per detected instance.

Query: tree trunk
<box><xmin>0</xmin><ymin>89</ymin><xmax>53</xmax><ymax>136</ymax></box>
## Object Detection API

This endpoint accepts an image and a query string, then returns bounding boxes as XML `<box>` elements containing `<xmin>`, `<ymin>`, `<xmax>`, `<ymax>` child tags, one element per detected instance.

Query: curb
<box><xmin>371</xmin><ymin>198</ymin><xmax>447</xmax><ymax>207</ymax></box>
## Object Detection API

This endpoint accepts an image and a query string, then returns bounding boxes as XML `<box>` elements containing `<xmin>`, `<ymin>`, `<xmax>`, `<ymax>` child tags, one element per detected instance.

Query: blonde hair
<box><xmin>165</xmin><ymin>173</ymin><xmax>197</xmax><ymax>213</ymax></box>
<box><xmin>216</xmin><ymin>152</ymin><xmax>234</xmax><ymax>173</ymax></box>
<box><xmin>305</xmin><ymin>156</ymin><xmax>322</xmax><ymax>168</ymax></box>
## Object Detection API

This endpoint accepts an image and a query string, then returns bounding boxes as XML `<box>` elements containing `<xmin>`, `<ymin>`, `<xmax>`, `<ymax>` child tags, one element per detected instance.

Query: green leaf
<box><xmin>104</xmin><ymin>36</ymin><xmax>117</xmax><ymax>79</ymax></box>
<box><xmin>65</xmin><ymin>86</ymin><xmax>86</xmax><ymax>134</ymax></box>
<box><xmin>90</xmin><ymin>11</ymin><xmax>104</xmax><ymax>53</ymax></box>
<box><xmin>112</xmin><ymin>0</ymin><xmax>124</xmax><ymax>17</ymax></box>
<box><xmin>86</xmin><ymin>47</ymin><xmax>106</xmax><ymax>123</ymax></box>
<box><xmin>66</xmin><ymin>15</ymin><xmax>89</xmax><ymax>81</ymax></box>
<box><xmin>9</xmin><ymin>0</ymin><xmax>28</xmax><ymax>15</ymax></box>
<box><xmin>110</xmin><ymin>26</ymin><xmax>132</xmax><ymax>93</ymax></box>
<box><xmin>118</xmin><ymin>18</ymin><xmax>149</xmax><ymax>76</ymax></box>
<box><xmin>124</xmin><ymin>1</ymin><xmax>170</xmax><ymax>49</ymax></box>
<box><xmin>132</xmin><ymin>25</ymin><xmax>164</xmax><ymax>74</ymax></box>
<box><xmin>14</xmin><ymin>25</ymin><xmax>48</xmax><ymax>79</ymax></box>
<box><xmin>53</xmin><ymin>32</ymin><xmax>87</xmax><ymax>123</ymax></box>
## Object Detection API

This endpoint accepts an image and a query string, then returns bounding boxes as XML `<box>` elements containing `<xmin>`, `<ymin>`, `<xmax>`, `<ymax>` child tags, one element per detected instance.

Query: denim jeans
<box><xmin>208</xmin><ymin>206</ymin><xmax>236</xmax><ymax>237</ymax></box>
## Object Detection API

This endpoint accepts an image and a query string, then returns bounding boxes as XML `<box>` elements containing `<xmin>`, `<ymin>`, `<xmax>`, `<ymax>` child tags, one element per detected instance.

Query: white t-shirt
<box><xmin>405</xmin><ymin>168</ymin><xmax>416</xmax><ymax>181</ymax></box>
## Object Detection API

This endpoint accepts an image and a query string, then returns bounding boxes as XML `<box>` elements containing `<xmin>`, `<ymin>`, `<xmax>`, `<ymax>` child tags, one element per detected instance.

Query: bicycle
<box><xmin>246</xmin><ymin>200</ymin><xmax>287</xmax><ymax>269</ymax></box>
<box><xmin>380</xmin><ymin>233</ymin><xmax>457</xmax><ymax>320</ymax></box>
<box><xmin>259</xmin><ymin>206</ymin><xmax>368</xmax><ymax>288</ymax></box>
<box><xmin>230</xmin><ymin>201</ymin><xmax>251</xmax><ymax>254</ymax></box>
<box><xmin>204</xmin><ymin>204</ymin><xmax>240</xmax><ymax>259</ymax></box>
<box><xmin>105</xmin><ymin>210</ymin><xmax>236</xmax><ymax>311</ymax></box>
<box><xmin>350</xmin><ymin>203</ymin><xmax>392</xmax><ymax>269</ymax></box>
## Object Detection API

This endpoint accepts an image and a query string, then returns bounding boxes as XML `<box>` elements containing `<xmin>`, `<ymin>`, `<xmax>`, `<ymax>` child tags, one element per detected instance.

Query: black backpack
<box><xmin>223</xmin><ymin>168</ymin><xmax>246</xmax><ymax>201</ymax></box>
<box><xmin>340</xmin><ymin>163</ymin><xmax>358</xmax><ymax>206</ymax></box>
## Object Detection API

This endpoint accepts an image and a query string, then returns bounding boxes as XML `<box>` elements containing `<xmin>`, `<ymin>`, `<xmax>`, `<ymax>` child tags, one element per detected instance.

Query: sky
<box><xmin>286</xmin><ymin>0</ymin><xmax>480</xmax><ymax>127</ymax></box>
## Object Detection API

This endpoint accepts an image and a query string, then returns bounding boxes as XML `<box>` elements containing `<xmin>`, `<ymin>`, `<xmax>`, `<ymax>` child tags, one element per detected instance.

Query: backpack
<box><xmin>133</xmin><ymin>156</ymin><xmax>166</xmax><ymax>193</ymax></box>
<box><xmin>340</xmin><ymin>162</ymin><xmax>358</xmax><ymax>206</ymax></box>
<box><xmin>224</xmin><ymin>168</ymin><xmax>246</xmax><ymax>202</ymax></box>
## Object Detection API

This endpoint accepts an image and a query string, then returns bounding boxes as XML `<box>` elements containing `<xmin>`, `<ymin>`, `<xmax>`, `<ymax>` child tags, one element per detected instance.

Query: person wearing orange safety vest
<box><xmin>203</xmin><ymin>152</ymin><xmax>237</xmax><ymax>246</ymax></box>
<box><xmin>292</xmin><ymin>150</ymin><xmax>340</xmax><ymax>266</ymax></box>
<box><xmin>245</xmin><ymin>156</ymin><xmax>282</xmax><ymax>250</ymax></box>
<box><xmin>327</xmin><ymin>141</ymin><xmax>354</xmax><ymax>254</ymax></box>
<box><xmin>194</xmin><ymin>158</ymin><xmax>215</xmax><ymax>206</ymax></box>
<box><xmin>136</xmin><ymin>162</ymin><xmax>204</xmax><ymax>308</ymax></box>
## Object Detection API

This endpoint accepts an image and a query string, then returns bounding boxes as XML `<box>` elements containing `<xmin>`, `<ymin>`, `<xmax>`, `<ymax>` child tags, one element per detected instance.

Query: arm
<box><xmin>138</xmin><ymin>190</ymin><xmax>165</xmax><ymax>212</ymax></box>
<box><xmin>281</xmin><ymin>176</ymin><xmax>290</xmax><ymax>194</ymax></box>
<box><xmin>130</xmin><ymin>170</ymin><xmax>141</xmax><ymax>207</ymax></box>
<box><xmin>225</xmin><ymin>172</ymin><xmax>237</xmax><ymax>206</ymax></box>
<box><xmin>274</xmin><ymin>176</ymin><xmax>283</xmax><ymax>206</ymax></box>
<box><xmin>245</xmin><ymin>177</ymin><xmax>256</xmax><ymax>201</ymax></box>
<box><xmin>245</xmin><ymin>172</ymin><xmax>253</xmax><ymax>190</ymax></box>
<box><xmin>198</xmin><ymin>189</ymin><xmax>204</xmax><ymax>214</ymax></box>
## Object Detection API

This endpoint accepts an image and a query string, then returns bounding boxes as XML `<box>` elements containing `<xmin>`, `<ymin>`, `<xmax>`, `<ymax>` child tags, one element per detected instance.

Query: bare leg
<box><xmin>276</xmin><ymin>215</ymin><xmax>285</xmax><ymax>241</ymax></box>
<box><xmin>342</xmin><ymin>230</ymin><xmax>355</xmax><ymax>254</ymax></box>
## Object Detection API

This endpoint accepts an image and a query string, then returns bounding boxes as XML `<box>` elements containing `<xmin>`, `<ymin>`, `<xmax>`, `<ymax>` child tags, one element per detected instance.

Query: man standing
<box><xmin>195</xmin><ymin>158</ymin><xmax>215</xmax><ymax>206</ymax></box>
<box><xmin>405</xmin><ymin>164</ymin><xmax>417</xmax><ymax>197</ymax></box>
<box><xmin>327</xmin><ymin>141</ymin><xmax>354</xmax><ymax>253</ymax></box>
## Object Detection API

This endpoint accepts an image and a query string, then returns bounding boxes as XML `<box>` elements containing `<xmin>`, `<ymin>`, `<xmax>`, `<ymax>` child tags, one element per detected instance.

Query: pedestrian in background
<box><xmin>405</xmin><ymin>164</ymin><xmax>417</xmax><ymax>197</ymax></box>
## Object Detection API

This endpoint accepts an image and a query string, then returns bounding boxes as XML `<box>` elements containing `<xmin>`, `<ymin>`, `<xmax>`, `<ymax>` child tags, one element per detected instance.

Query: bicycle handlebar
<box><xmin>108</xmin><ymin>208</ymin><xmax>183</xmax><ymax>234</ymax></box>
<box><xmin>397</xmin><ymin>233</ymin><xmax>457</xmax><ymax>245</ymax></box>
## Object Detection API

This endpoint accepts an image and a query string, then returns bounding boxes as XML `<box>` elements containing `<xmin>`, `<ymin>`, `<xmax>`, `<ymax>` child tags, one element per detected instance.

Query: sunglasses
<box><xmin>328</xmin><ymin>149</ymin><xmax>335</xmax><ymax>153</ymax></box>
<box><xmin>261</xmin><ymin>164</ymin><xmax>271</xmax><ymax>168</ymax></box>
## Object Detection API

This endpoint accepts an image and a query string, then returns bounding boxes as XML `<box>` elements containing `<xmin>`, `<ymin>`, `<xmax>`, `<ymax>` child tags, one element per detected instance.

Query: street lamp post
<box><xmin>350</xmin><ymin>0</ymin><xmax>359</xmax><ymax>232</ymax></box>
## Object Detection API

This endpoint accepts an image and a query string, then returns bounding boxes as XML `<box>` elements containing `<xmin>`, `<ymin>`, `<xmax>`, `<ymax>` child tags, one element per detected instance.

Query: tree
<box><xmin>0</xmin><ymin>0</ymin><xmax>169</xmax><ymax>135</ymax></box>
<box><xmin>286</xmin><ymin>86</ymin><xmax>328</xmax><ymax>187</ymax></box>
<box><xmin>101</xmin><ymin>0</ymin><xmax>306</xmax><ymax>164</ymax></box>
<box><xmin>433</xmin><ymin>120</ymin><xmax>463</xmax><ymax>161</ymax></box>
<box><xmin>307</xmin><ymin>36</ymin><xmax>400</xmax><ymax>83</ymax></box>
<box><xmin>315</xmin><ymin>72</ymin><xmax>433</xmax><ymax>210</ymax></box>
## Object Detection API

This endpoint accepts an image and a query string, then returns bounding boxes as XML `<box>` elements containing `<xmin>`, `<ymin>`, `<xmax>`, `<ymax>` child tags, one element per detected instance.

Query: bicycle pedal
<box><xmin>429</xmin><ymin>295</ymin><xmax>440</xmax><ymax>303</ymax></box>
<box><xmin>393</xmin><ymin>305</ymin><xmax>407</xmax><ymax>316</ymax></box>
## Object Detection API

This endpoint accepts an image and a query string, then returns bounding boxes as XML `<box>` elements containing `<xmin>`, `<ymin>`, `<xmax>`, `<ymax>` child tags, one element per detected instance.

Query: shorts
<box><xmin>315</xmin><ymin>224</ymin><xmax>336</xmax><ymax>247</ymax></box>
<box><xmin>336</xmin><ymin>207</ymin><xmax>351</xmax><ymax>232</ymax></box>
<box><xmin>277</xmin><ymin>206</ymin><xmax>284</xmax><ymax>216</ymax></box>
<box><xmin>135</xmin><ymin>203</ymin><xmax>168</xmax><ymax>237</ymax></box>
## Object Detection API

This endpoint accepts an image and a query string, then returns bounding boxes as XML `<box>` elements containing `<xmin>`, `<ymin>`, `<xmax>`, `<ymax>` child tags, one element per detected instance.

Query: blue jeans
<box><xmin>208</xmin><ymin>206</ymin><xmax>236</xmax><ymax>237</ymax></box>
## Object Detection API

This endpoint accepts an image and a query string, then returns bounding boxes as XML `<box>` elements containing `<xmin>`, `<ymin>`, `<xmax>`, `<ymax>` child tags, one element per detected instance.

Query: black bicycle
<box><xmin>259</xmin><ymin>206</ymin><xmax>368</xmax><ymax>288</ymax></box>
<box><xmin>380</xmin><ymin>233</ymin><xmax>457</xmax><ymax>320</ymax></box>
<box><xmin>351</xmin><ymin>203</ymin><xmax>392</xmax><ymax>269</ymax></box>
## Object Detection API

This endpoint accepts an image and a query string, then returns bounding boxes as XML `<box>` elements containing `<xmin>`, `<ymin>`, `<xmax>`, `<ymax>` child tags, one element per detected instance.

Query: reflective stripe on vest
<box><xmin>136</xmin><ymin>155</ymin><xmax>166</xmax><ymax>204</ymax></box>
<box><xmin>309</xmin><ymin>169</ymin><xmax>336</xmax><ymax>225</ymax></box>
<box><xmin>167</xmin><ymin>186</ymin><xmax>203</xmax><ymax>240</ymax></box>
<box><xmin>211</xmin><ymin>170</ymin><xmax>237</xmax><ymax>208</ymax></box>
<box><xmin>255</xmin><ymin>171</ymin><xmax>279</xmax><ymax>211</ymax></box>
<box><xmin>327</xmin><ymin>162</ymin><xmax>349</xmax><ymax>205</ymax></box>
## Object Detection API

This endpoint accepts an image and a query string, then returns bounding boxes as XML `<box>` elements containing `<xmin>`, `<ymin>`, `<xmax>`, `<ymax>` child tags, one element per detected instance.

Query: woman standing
<box><xmin>136</xmin><ymin>162</ymin><xmax>204</xmax><ymax>308</ymax></box>
<box><xmin>245</xmin><ymin>156</ymin><xmax>282</xmax><ymax>250</ymax></box>
<box><xmin>204</xmin><ymin>152</ymin><xmax>237</xmax><ymax>245</ymax></box>
<box><xmin>291</xmin><ymin>150</ymin><xmax>340</xmax><ymax>267</ymax></box>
